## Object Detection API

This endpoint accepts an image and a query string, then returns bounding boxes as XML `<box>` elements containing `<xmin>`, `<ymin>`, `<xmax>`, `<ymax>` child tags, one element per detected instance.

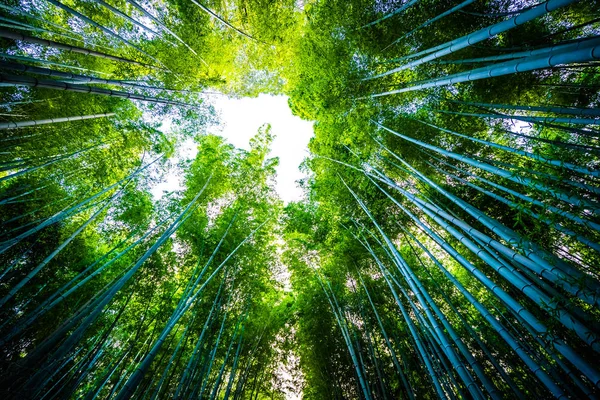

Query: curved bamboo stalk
<box><xmin>114</xmin><ymin>218</ymin><xmax>269</xmax><ymax>400</ymax></box>
<box><xmin>384</xmin><ymin>0</ymin><xmax>476</xmax><ymax>51</ymax></box>
<box><xmin>0</xmin><ymin>112</ymin><xmax>115</xmax><ymax>129</ymax></box>
<box><xmin>44</xmin><ymin>0</ymin><xmax>167</xmax><ymax>68</ymax></box>
<box><xmin>412</xmin><ymin>117</ymin><xmax>600</xmax><ymax>176</ymax></box>
<box><xmin>367</xmin><ymin>0</ymin><xmax>576</xmax><ymax>80</ymax></box>
<box><xmin>0</xmin><ymin>61</ymin><xmax>187</xmax><ymax>92</ymax></box>
<box><xmin>94</xmin><ymin>0</ymin><xmax>161</xmax><ymax>36</ymax></box>
<box><xmin>365</xmin><ymin>175</ymin><xmax>600</xmax><ymax>387</ymax></box>
<box><xmin>441</xmin><ymin>98</ymin><xmax>600</xmax><ymax>117</ymax></box>
<box><xmin>123</xmin><ymin>0</ymin><xmax>198</xmax><ymax>56</ymax></box>
<box><xmin>0</xmin><ymin>73</ymin><xmax>194</xmax><ymax>106</ymax></box>
<box><xmin>0</xmin><ymin>52</ymin><xmax>110</xmax><ymax>76</ymax></box>
<box><xmin>361</xmin><ymin>0</ymin><xmax>419</xmax><ymax>29</ymax></box>
<box><xmin>369</xmin><ymin>38</ymin><xmax>600</xmax><ymax>96</ymax></box>
<box><xmin>0</xmin><ymin>29</ymin><xmax>161</xmax><ymax>69</ymax></box>
<box><xmin>373</xmin><ymin>120</ymin><xmax>600</xmax><ymax>213</ymax></box>
<box><xmin>189</xmin><ymin>0</ymin><xmax>258</xmax><ymax>42</ymax></box>
<box><xmin>347</xmin><ymin>182</ymin><xmax>495</xmax><ymax>399</ymax></box>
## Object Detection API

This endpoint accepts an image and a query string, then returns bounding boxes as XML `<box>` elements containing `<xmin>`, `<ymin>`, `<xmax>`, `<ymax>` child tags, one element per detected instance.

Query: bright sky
<box><xmin>151</xmin><ymin>95</ymin><xmax>314</xmax><ymax>203</ymax></box>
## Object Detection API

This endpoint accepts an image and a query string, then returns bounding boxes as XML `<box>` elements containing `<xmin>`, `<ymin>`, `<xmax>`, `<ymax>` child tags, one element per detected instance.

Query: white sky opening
<box><xmin>151</xmin><ymin>94</ymin><xmax>313</xmax><ymax>204</ymax></box>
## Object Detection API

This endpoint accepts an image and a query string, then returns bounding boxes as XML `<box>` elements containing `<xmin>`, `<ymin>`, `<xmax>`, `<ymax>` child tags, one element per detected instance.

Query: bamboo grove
<box><xmin>0</xmin><ymin>0</ymin><xmax>599</xmax><ymax>399</ymax></box>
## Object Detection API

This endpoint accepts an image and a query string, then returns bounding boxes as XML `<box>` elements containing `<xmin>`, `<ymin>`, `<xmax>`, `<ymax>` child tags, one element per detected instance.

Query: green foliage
<box><xmin>1</xmin><ymin>0</ymin><xmax>599</xmax><ymax>399</ymax></box>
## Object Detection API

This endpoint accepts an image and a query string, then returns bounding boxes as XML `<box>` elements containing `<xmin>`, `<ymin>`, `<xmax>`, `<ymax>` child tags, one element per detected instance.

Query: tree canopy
<box><xmin>1</xmin><ymin>0</ymin><xmax>599</xmax><ymax>399</ymax></box>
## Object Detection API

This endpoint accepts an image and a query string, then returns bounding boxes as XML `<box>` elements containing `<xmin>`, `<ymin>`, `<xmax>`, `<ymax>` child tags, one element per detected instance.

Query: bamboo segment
<box><xmin>0</xmin><ymin>29</ymin><xmax>160</xmax><ymax>69</ymax></box>
<box><xmin>0</xmin><ymin>73</ymin><xmax>194</xmax><ymax>106</ymax></box>
<box><xmin>0</xmin><ymin>112</ymin><xmax>115</xmax><ymax>129</ymax></box>
<box><xmin>366</xmin><ymin>0</ymin><xmax>577</xmax><ymax>80</ymax></box>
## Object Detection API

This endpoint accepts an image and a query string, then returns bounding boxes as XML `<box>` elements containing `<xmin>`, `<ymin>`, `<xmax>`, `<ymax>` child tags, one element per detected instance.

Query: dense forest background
<box><xmin>0</xmin><ymin>0</ymin><xmax>599</xmax><ymax>399</ymax></box>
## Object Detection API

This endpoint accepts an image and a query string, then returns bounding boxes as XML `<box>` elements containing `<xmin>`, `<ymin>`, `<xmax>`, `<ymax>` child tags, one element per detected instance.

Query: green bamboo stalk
<box><xmin>0</xmin><ymin>168</ymin><xmax>82</xmax><ymax>205</ymax></box>
<box><xmin>431</xmin><ymin>163</ymin><xmax>600</xmax><ymax>252</ymax></box>
<box><xmin>0</xmin><ymin>112</ymin><xmax>115</xmax><ymax>129</ymax></box>
<box><xmin>401</xmin><ymin>229</ymin><xmax>527</xmax><ymax>398</ymax></box>
<box><xmin>370</xmin><ymin>38</ymin><xmax>600</xmax><ymax>96</ymax></box>
<box><xmin>0</xmin><ymin>198</ymin><xmax>112</xmax><ymax>308</ymax></box>
<box><xmin>400</xmin><ymin>226</ymin><xmax>567</xmax><ymax>397</ymax></box>
<box><xmin>459</xmin><ymin>4</ymin><xmax>536</xmax><ymax>18</ymax></box>
<box><xmin>115</xmin><ymin>217</ymin><xmax>269</xmax><ymax>400</ymax></box>
<box><xmin>223</xmin><ymin>326</ymin><xmax>244</xmax><ymax>400</ymax></box>
<box><xmin>366</xmin><ymin>0</ymin><xmax>577</xmax><ymax>80</ymax></box>
<box><xmin>0</xmin><ymin>141</ymin><xmax>108</xmax><ymax>184</ymax></box>
<box><xmin>123</xmin><ymin>0</ymin><xmax>198</xmax><ymax>56</ymax></box>
<box><xmin>374</xmin><ymin>169</ymin><xmax>600</xmax><ymax>352</ymax></box>
<box><xmin>0</xmin><ymin>73</ymin><xmax>194</xmax><ymax>107</ymax></box>
<box><xmin>22</xmin><ymin>190</ymin><xmax>199</xmax><ymax>395</ymax></box>
<box><xmin>0</xmin><ymin>52</ymin><xmax>111</xmax><ymax>76</ymax></box>
<box><xmin>347</xmin><ymin>185</ymin><xmax>491</xmax><ymax>399</ymax></box>
<box><xmin>349</xmin><ymin>232</ymin><xmax>448</xmax><ymax>398</ymax></box>
<box><xmin>93</xmin><ymin>0</ymin><xmax>161</xmax><ymax>36</ymax></box>
<box><xmin>361</xmin><ymin>0</ymin><xmax>419</xmax><ymax>29</ymax></box>
<box><xmin>368</xmin><ymin>155</ymin><xmax>600</xmax><ymax>308</ymax></box>
<box><xmin>373</xmin><ymin>121</ymin><xmax>600</xmax><ymax>214</ymax></box>
<box><xmin>0</xmin><ymin>29</ymin><xmax>161</xmax><ymax>69</ymax></box>
<box><xmin>173</xmin><ymin>285</ymin><xmax>222</xmax><ymax>399</ymax></box>
<box><xmin>0</xmin><ymin>61</ymin><xmax>185</xmax><ymax>92</ymax></box>
<box><xmin>384</xmin><ymin>0</ymin><xmax>476</xmax><ymax>50</ymax></box>
<box><xmin>315</xmin><ymin>272</ymin><xmax>373</xmax><ymax>400</ymax></box>
<box><xmin>432</xmin><ymin>108</ymin><xmax>600</xmax><ymax>127</ymax></box>
<box><xmin>357</xmin><ymin>272</ymin><xmax>415</xmax><ymax>400</ymax></box>
<box><xmin>435</xmin><ymin>36</ymin><xmax>600</xmax><ymax>65</ymax></box>
<box><xmin>467</xmin><ymin>151</ymin><xmax>600</xmax><ymax>196</ymax></box>
<box><xmin>329</xmin><ymin>150</ymin><xmax>598</xmax><ymax>378</ymax></box>
<box><xmin>0</xmin><ymin>21</ymin><xmax>115</xmax><ymax>53</ymax></box>
<box><xmin>208</xmin><ymin>322</ymin><xmax>243</xmax><ymax>400</ymax></box>
<box><xmin>0</xmin><ymin>218</ymin><xmax>168</xmax><ymax>345</ymax></box>
<box><xmin>442</xmin><ymin>98</ymin><xmax>600</xmax><ymax>117</ymax></box>
<box><xmin>364</xmin><ymin>175</ymin><xmax>600</xmax><ymax>387</ymax></box>
<box><xmin>196</xmin><ymin>296</ymin><xmax>231</xmax><ymax>399</ymax></box>
<box><xmin>425</xmin><ymin>151</ymin><xmax>600</xmax><ymax>232</ymax></box>
<box><xmin>412</xmin><ymin>117</ymin><xmax>600</xmax><ymax>176</ymax></box>
<box><xmin>44</xmin><ymin>0</ymin><xmax>167</xmax><ymax>68</ymax></box>
<box><xmin>189</xmin><ymin>0</ymin><xmax>258</xmax><ymax>42</ymax></box>
<box><xmin>0</xmin><ymin>4</ymin><xmax>63</xmax><ymax>30</ymax></box>
<box><xmin>382</xmin><ymin>231</ymin><xmax>503</xmax><ymax>398</ymax></box>
<box><xmin>384</xmin><ymin>147</ymin><xmax>600</xmax><ymax>287</ymax></box>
